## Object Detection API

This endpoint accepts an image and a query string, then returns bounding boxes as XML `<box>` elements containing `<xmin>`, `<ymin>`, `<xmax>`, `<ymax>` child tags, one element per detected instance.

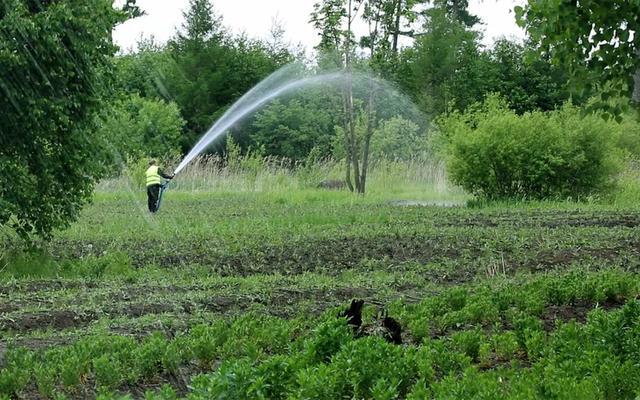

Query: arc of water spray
<box><xmin>173</xmin><ymin>67</ymin><xmax>343</xmax><ymax>175</ymax></box>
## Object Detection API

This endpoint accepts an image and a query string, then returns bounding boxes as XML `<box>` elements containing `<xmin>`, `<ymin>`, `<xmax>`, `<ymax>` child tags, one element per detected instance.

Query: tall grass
<box><xmin>608</xmin><ymin>159</ymin><xmax>640</xmax><ymax>207</ymax></box>
<box><xmin>97</xmin><ymin>153</ymin><xmax>464</xmax><ymax>200</ymax></box>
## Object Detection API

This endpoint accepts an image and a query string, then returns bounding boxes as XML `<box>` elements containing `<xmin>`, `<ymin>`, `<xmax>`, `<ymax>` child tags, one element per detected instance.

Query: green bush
<box><xmin>0</xmin><ymin>348</ymin><xmax>33</xmax><ymax>397</ymax></box>
<box><xmin>96</xmin><ymin>94</ymin><xmax>184</xmax><ymax>164</ymax></box>
<box><xmin>450</xmin><ymin>329</ymin><xmax>483</xmax><ymax>361</ymax></box>
<box><xmin>301</xmin><ymin>318</ymin><xmax>353</xmax><ymax>364</ymax></box>
<box><xmin>441</xmin><ymin>96</ymin><xmax>621</xmax><ymax>200</ymax></box>
<box><xmin>330</xmin><ymin>336</ymin><xmax>415</xmax><ymax>398</ymax></box>
<box><xmin>188</xmin><ymin>359</ymin><xmax>257</xmax><ymax>400</ymax></box>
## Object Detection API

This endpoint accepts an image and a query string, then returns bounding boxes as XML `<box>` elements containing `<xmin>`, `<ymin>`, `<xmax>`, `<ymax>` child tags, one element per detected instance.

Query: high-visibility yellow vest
<box><xmin>146</xmin><ymin>166</ymin><xmax>161</xmax><ymax>186</ymax></box>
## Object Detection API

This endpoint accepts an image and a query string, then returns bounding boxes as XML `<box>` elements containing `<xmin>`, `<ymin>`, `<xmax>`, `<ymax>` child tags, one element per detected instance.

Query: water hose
<box><xmin>156</xmin><ymin>180</ymin><xmax>171</xmax><ymax>212</ymax></box>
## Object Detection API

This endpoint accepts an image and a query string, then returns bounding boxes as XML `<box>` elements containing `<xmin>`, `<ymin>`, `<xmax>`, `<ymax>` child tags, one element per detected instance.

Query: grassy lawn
<box><xmin>1</xmin><ymin>182</ymin><xmax>640</xmax><ymax>399</ymax></box>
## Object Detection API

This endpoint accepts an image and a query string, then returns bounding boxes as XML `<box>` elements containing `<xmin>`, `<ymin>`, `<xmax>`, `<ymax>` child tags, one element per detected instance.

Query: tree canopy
<box><xmin>516</xmin><ymin>0</ymin><xmax>640</xmax><ymax>116</ymax></box>
<box><xmin>0</xmin><ymin>0</ymin><xmax>127</xmax><ymax>238</ymax></box>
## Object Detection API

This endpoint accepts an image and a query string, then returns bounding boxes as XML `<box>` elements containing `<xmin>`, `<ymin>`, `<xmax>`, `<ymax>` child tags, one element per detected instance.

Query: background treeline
<box><xmin>2</xmin><ymin>0</ymin><xmax>640</xmax><ymax>237</ymax></box>
<box><xmin>104</xmin><ymin>0</ymin><xmax>575</xmax><ymax>162</ymax></box>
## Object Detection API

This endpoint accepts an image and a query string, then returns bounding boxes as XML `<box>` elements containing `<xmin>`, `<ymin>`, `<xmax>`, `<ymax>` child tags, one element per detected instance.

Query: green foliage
<box><xmin>517</xmin><ymin>0</ymin><xmax>640</xmax><ymax>113</ymax></box>
<box><xmin>0</xmin><ymin>268</ymin><xmax>639</xmax><ymax>398</ymax></box>
<box><xmin>134</xmin><ymin>333</ymin><xmax>169</xmax><ymax>379</ymax></box>
<box><xmin>93</xmin><ymin>354</ymin><xmax>123</xmax><ymax>390</ymax></box>
<box><xmin>165</xmin><ymin>2</ymin><xmax>285</xmax><ymax>153</ymax></box>
<box><xmin>0</xmin><ymin>248</ymin><xmax>60</xmax><ymax>279</ymax></box>
<box><xmin>302</xmin><ymin>318</ymin><xmax>353</xmax><ymax>364</ymax></box>
<box><xmin>122</xmin><ymin>156</ymin><xmax>152</xmax><ymax>189</ymax></box>
<box><xmin>0</xmin><ymin>248</ymin><xmax>134</xmax><ymax>281</ymax></box>
<box><xmin>60</xmin><ymin>353</ymin><xmax>85</xmax><ymax>389</ymax></box>
<box><xmin>442</xmin><ymin>96</ymin><xmax>621</xmax><ymax>200</ymax></box>
<box><xmin>0</xmin><ymin>0</ymin><xmax>125</xmax><ymax>238</ymax></box>
<box><xmin>78</xmin><ymin>252</ymin><xmax>134</xmax><ymax>279</ymax></box>
<box><xmin>250</xmin><ymin>96</ymin><xmax>340</xmax><ymax>160</ymax></box>
<box><xmin>96</xmin><ymin>94</ymin><xmax>184</xmax><ymax>163</ymax></box>
<box><xmin>450</xmin><ymin>329</ymin><xmax>483</xmax><ymax>361</ymax></box>
<box><xmin>293</xmin><ymin>363</ymin><xmax>340</xmax><ymax>399</ymax></box>
<box><xmin>0</xmin><ymin>348</ymin><xmax>32</xmax><ymax>397</ymax></box>
<box><xmin>331</xmin><ymin>336</ymin><xmax>414</xmax><ymax>398</ymax></box>
<box><xmin>370</xmin><ymin>116</ymin><xmax>426</xmax><ymax>160</ymax></box>
<box><xmin>189</xmin><ymin>359</ymin><xmax>258</xmax><ymax>400</ymax></box>
<box><xmin>34</xmin><ymin>365</ymin><xmax>56</xmax><ymax>398</ymax></box>
<box><xmin>402</xmin><ymin>5</ymin><xmax>484</xmax><ymax>117</ymax></box>
<box><xmin>114</xmin><ymin>38</ymin><xmax>177</xmax><ymax>99</ymax></box>
<box><xmin>492</xmin><ymin>331</ymin><xmax>520</xmax><ymax>360</ymax></box>
<box><xmin>483</xmin><ymin>39</ymin><xmax>572</xmax><ymax>114</ymax></box>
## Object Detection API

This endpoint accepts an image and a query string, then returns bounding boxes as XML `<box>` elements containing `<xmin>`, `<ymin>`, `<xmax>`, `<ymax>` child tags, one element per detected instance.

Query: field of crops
<box><xmin>2</xmin><ymin>188</ymin><xmax>640</xmax><ymax>399</ymax></box>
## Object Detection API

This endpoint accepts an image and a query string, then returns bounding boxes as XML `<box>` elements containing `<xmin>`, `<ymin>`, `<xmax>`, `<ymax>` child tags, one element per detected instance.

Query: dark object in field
<box><xmin>339</xmin><ymin>299</ymin><xmax>403</xmax><ymax>345</ymax></box>
<box><xmin>340</xmin><ymin>299</ymin><xmax>364</xmax><ymax>331</ymax></box>
<box><xmin>317</xmin><ymin>180</ymin><xmax>346</xmax><ymax>190</ymax></box>
<box><xmin>381</xmin><ymin>316</ymin><xmax>402</xmax><ymax>344</ymax></box>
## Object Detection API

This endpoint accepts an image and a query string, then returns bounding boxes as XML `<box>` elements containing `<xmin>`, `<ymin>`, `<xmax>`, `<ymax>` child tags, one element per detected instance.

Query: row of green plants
<box><xmin>1</xmin><ymin>269</ymin><xmax>638</xmax><ymax>399</ymax></box>
<box><xmin>185</xmin><ymin>300</ymin><xmax>640</xmax><ymax>400</ymax></box>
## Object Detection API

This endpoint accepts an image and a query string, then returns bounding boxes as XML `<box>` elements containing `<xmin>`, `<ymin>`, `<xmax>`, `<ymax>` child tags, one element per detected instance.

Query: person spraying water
<box><xmin>146</xmin><ymin>159</ymin><xmax>174</xmax><ymax>213</ymax></box>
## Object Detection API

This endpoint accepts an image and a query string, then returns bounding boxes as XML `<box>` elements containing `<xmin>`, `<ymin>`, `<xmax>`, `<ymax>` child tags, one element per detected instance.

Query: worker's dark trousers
<box><xmin>147</xmin><ymin>184</ymin><xmax>161</xmax><ymax>213</ymax></box>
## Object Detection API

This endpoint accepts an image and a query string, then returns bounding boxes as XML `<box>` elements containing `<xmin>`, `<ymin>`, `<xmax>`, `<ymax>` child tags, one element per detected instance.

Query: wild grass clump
<box><xmin>96</xmin><ymin>151</ymin><xmax>458</xmax><ymax>200</ymax></box>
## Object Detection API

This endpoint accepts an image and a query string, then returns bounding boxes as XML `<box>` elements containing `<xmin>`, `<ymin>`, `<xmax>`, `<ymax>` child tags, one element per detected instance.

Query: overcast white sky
<box><xmin>113</xmin><ymin>0</ymin><xmax>527</xmax><ymax>54</ymax></box>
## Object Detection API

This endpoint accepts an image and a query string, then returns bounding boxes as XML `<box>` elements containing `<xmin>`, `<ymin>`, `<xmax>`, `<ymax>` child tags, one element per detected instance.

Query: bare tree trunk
<box><xmin>360</xmin><ymin>75</ymin><xmax>376</xmax><ymax>194</ymax></box>
<box><xmin>342</xmin><ymin>90</ymin><xmax>354</xmax><ymax>192</ymax></box>
<box><xmin>345</xmin><ymin>0</ymin><xmax>360</xmax><ymax>193</ymax></box>
<box><xmin>392</xmin><ymin>0</ymin><xmax>402</xmax><ymax>54</ymax></box>
<box><xmin>359</xmin><ymin>0</ymin><xmax>381</xmax><ymax>194</ymax></box>
<box><xmin>347</xmin><ymin>67</ymin><xmax>361</xmax><ymax>193</ymax></box>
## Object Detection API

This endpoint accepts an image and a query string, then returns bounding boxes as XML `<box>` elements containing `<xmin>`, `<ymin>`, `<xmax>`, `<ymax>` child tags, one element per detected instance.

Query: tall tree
<box><xmin>311</xmin><ymin>0</ymin><xmax>358</xmax><ymax>191</ymax></box>
<box><xmin>0</xmin><ymin>0</ymin><xmax>131</xmax><ymax>238</ymax></box>
<box><xmin>265</xmin><ymin>17</ymin><xmax>298</xmax><ymax>65</ymax></box>
<box><xmin>484</xmin><ymin>39</ymin><xmax>571</xmax><ymax>114</ymax></box>
<box><xmin>311</xmin><ymin>0</ymin><xmax>348</xmax><ymax>69</ymax></box>
<box><xmin>516</xmin><ymin>0</ymin><xmax>640</xmax><ymax>116</ymax></box>
<box><xmin>312</xmin><ymin>0</ymin><xmax>408</xmax><ymax>194</ymax></box>
<box><xmin>433</xmin><ymin>0</ymin><xmax>478</xmax><ymax>27</ymax></box>
<box><xmin>114</xmin><ymin>38</ymin><xmax>177</xmax><ymax>100</ymax></box>
<box><xmin>178</xmin><ymin>0</ymin><xmax>222</xmax><ymax>46</ymax></box>
<box><xmin>166</xmin><ymin>0</ymin><xmax>283</xmax><ymax>152</ymax></box>
<box><xmin>405</xmin><ymin>4</ymin><xmax>483</xmax><ymax>116</ymax></box>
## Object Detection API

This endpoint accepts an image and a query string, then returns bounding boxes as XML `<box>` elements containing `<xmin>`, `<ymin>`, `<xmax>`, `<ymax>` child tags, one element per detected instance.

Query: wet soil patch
<box><xmin>197</xmin><ymin>296</ymin><xmax>240</xmax><ymax>313</ymax></box>
<box><xmin>479</xmin><ymin>351</ymin><xmax>531</xmax><ymax>371</ymax></box>
<box><xmin>211</xmin><ymin>235</ymin><xmax>463</xmax><ymax>276</ymax></box>
<box><xmin>538</xmin><ymin>299</ymin><xmax>625</xmax><ymax>331</ymax></box>
<box><xmin>0</xmin><ymin>302</ymin><xmax>19</xmax><ymax>314</ymax></box>
<box><xmin>194</xmin><ymin>287</ymin><xmax>377</xmax><ymax>317</ymax></box>
<box><xmin>533</xmin><ymin>245</ymin><xmax>631</xmax><ymax>268</ymax></box>
<box><xmin>439</xmin><ymin>212</ymin><xmax>640</xmax><ymax>229</ymax></box>
<box><xmin>0</xmin><ymin>310</ymin><xmax>98</xmax><ymax>332</ymax></box>
<box><xmin>117</xmin><ymin>302</ymin><xmax>176</xmax><ymax>318</ymax></box>
<box><xmin>49</xmin><ymin>228</ymin><xmax>640</xmax><ymax>280</ymax></box>
<box><xmin>0</xmin><ymin>280</ymin><xmax>99</xmax><ymax>296</ymax></box>
<box><xmin>50</xmin><ymin>234</ymin><xmax>467</xmax><ymax>274</ymax></box>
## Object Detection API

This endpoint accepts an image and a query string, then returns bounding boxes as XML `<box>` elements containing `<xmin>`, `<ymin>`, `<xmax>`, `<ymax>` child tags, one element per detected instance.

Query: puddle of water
<box><xmin>388</xmin><ymin>200</ymin><xmax>466</xmax><ymax>207</ymax></box>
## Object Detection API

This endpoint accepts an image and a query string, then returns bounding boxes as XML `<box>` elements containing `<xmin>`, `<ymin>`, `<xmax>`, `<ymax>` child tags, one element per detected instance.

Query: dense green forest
<box><xmin>108</xmin><ymin>0</ymin><xmax>576</xmax><ymax>160</ymax></box>
<box><xmin>4</xmin><ymin>0</ymin><xmax>639</xmax><ymax>237</ymax></box>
